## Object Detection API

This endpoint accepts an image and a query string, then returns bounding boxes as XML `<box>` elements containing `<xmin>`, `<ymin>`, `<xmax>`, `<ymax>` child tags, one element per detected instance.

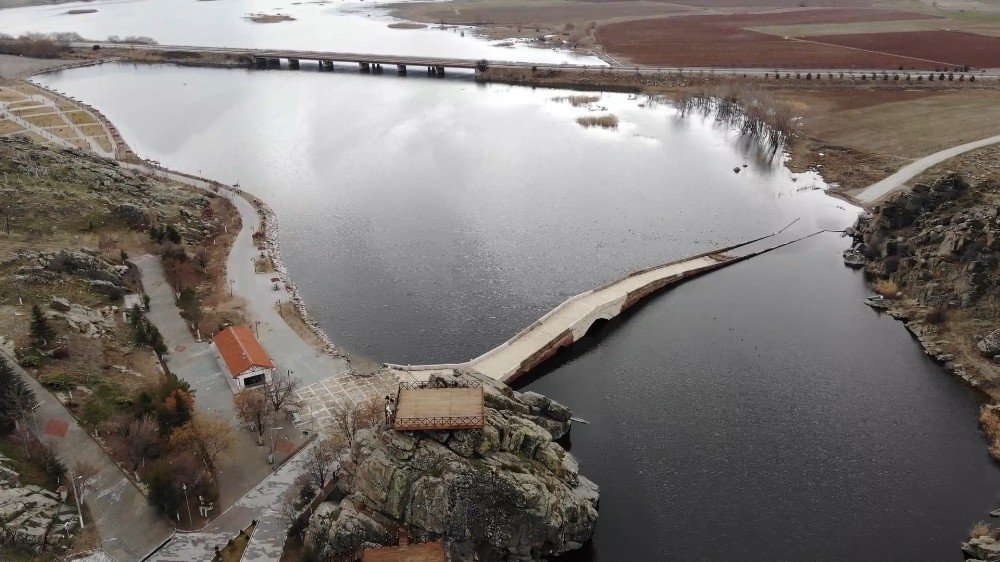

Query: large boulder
<box><xmin>963</xmin><ymin>535</ymin><xmax>1000</xmax><ymax>561</ymax></box>
<box><xmin>979</xmin><ymin>330</ymin><xmax>1000</xmax><ymax>361</ymax></box>
<box><xmin>306</xmin><ymin>370</ymin><xmax>598</xmax><ymax>561</ymax></box>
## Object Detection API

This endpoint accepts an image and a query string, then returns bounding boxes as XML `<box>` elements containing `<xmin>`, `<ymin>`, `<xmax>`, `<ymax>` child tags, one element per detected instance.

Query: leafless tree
<box><xmin>328</xmin><ymin>396</ymin><xmax>382</xmax><ymax>460</ymax></box>
<box><xmin>71</xmin><ymin>460</ymin><xmax>100</xmax><ymax>498</ymax></box>
<box><xmin>300</xmin><ymin>435</ymin><xmax>347</xmax><ymax>491</ymax></box>
<box><xmin>110</xmin><ymin>415</ymin><xmax>159</xmax><ymax>472</ymax></box>
<box><xmin>170</xmin><ymin>416</ymin><xmax>233</xmax><ymax>472</ymax></box>
<box><xmin>233</xmin><ymin>389</ymin><xmax>274</xmax><ymax>445</ymax></box>
<box><xmin>262</xmin><ymin>371</ymin><xmax>299</xmax><ymax>413</ymax></box>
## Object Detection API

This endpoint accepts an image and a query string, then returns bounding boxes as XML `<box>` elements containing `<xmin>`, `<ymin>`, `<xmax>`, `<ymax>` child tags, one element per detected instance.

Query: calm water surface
<box><xmin>523</xmin><ymin>233</ymin><xmax>1000</xmax><ymax>560</ymax></box>
<box><xmin>36</xmin><ymin>63</ymin><xmax>846</xmax><ymax>363</ymax></box>
<box><xmin>31</xmin><ymin>63</ymin><xmax>1000</xmax><ymax>561</ymax></box>
<box><xmin>0</xmin><ymin>0</ymin><xmax>604</xmax><ymax>64</ymax></box>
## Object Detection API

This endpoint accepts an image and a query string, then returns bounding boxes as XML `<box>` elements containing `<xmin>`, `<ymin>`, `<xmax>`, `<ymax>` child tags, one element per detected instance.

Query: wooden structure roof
<box><xmin>392</xmin><ymin>382</ymin><xmax>485</xmax><ymax>431</ymax></box>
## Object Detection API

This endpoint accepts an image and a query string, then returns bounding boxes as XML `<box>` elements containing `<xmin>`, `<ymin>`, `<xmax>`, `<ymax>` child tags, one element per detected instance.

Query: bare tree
<box><xmin>71</xmin><ymin>460</ymin><xmax>100</xmax><ymax>498</ymax></box>
<box><xmin>329</xmin><ymin>396</ymin><xmax>383</xmax><ymax>458</ymax></box>
<box><xmin>109</xmin><ymin>415</ymin><xmax>159</xmax><ymax>472</ymax></box>
<box><xmin>170</xmin><ymin>417</ymin><xmax>233</xmax><ymax>472</ymax></box>
<box><xmin>233</xmin><ymin>389</ymin><xmax>273</xmax><ymax>445</ymax></box>
<box><xmin>262</xmin><ymin>371</ymin><xmax>299</xmax><ymax>413</ymax></box>
<box><xmin>300</xmin><ymin>435</ymin><xmax>347</xmax><ymax>491</ymax></box>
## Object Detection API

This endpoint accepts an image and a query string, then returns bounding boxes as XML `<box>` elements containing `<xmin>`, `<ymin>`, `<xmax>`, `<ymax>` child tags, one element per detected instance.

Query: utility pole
<box><xmin>182</xmin><ymin>482</ymin><xmax>192</xmax><ymax>524</ymax></box>
<box><xmin>71</xmin><ymin>474</ymin><xmax>84</xmax><ymax>528</ymax></box>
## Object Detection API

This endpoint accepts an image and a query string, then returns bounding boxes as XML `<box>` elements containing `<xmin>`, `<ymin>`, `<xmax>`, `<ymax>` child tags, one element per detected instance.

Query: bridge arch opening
<box><xmin>584</xmin><ymin>317</ymin><xmax>611</xmax><ymax>338</ymax></box>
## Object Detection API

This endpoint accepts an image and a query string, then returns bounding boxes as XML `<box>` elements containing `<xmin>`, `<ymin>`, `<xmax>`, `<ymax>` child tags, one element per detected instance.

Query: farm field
<box><xmin>596</xmin><ymin>9</ymin><xmax>956</xmax><ymax>68</ymax></box>
<box><xmin>800</xmin><ymin>30</ymin><xmax>1000</xmax><ymax>68</ymax></box>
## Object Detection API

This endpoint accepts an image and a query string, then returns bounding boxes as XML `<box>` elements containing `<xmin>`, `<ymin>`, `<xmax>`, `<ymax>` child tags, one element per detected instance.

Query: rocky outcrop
<box><xmin>0</xmin><ymin>453</ymin><xmax>78</xmax><ymax>554</ymax></box>
<box><xmin>849</xmin><ymin>172</ymin><xmax>999</xmax><ymax>392</ymax></box>
<box><xmin>963</xmin><ymin>535</ymin><xmax>1000</xmax><ymax>561</ymax></box>
<box><xmin>45</xmin><ymin>297</ymin><xmax>119</xmax><ymax>338</ymax></box>
<box><xmin>854</xmin><ymin>173</ymin><xmax>997</xmax><ymax>308</ymax></box>
<box><xmin>981</xmin><ymin>330</ymin><xmax>1000</xmax><ymax>362</ymax></box>
<box><xmin>305</xmin><ymin>370</ymin><xmax>598</xmax><ymax>561</ymax></box>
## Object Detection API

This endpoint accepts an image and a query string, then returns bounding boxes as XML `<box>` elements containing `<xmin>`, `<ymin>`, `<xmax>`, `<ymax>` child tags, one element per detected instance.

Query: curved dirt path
<box><xmin>857</xmin><ymin>133</ymin><xmax>1000</xmax><ymax>204</ymax></box>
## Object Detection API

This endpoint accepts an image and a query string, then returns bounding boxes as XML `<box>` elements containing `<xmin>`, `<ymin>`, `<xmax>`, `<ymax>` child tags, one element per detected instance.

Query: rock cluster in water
<box><xmin>305</xmin><ymin>370</ymin><xmax>599</xmax><ymax>561</ymax></box>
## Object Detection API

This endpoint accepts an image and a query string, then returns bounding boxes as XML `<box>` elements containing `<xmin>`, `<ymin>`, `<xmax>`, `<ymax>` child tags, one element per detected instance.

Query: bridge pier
<box><xmin>427</xmin><ymin>66</ymin><xmax>446</xmax><ymax>77</ymax></box>
<box><xmin>268</xmin><ymin>58</ymin><xmax>280</xmax><ymax>69</ymax></box>
<box><xmin>373</xmin><ymin>63</ymin><xmax>383</xmax><ymax>74</ymax></box>
<box><xmin>322</xmin><ymin>60</ymin><xmax>333</xmax><ymax>71</ymax></box>
<box><xmin>288</xmin><ymin>58</ymin><xmax>300</xmax><ymax>70</ymax></box>
<box><xmin>253</xmin><ymin>56</ymin><xmax>267</xmax><ymax>69</ymax></box>
<box><xmin>397</xmin><ymin>64</ymin><xmax>407</xmax><ymax>75</ymax></box>
<box><xmin>359</xmin><ymin>62</ymin><xmax>370</xmax><ymax>73</ymax></box>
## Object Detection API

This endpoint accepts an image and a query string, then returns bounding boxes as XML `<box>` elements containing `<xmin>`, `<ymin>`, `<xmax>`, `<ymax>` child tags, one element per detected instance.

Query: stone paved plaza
<box><xmin>296</xmin><ymin>370</ymin><xmax>397</xmax><ymax>429</ymax></box>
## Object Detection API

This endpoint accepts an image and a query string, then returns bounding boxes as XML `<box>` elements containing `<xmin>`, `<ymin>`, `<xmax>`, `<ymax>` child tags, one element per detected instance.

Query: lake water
<box><xmin>34</xmin><ymin>63</ymin><xmax>849</xmax><ymax>364</ymax></box>
<box><xmin>0</xmin><ymin>0</ymin><xmax>605</xmax><ymax>64</ymax></box>
<box><xmin>522</xmin><ymin>232</ymin><xmax>1000</xmax><ymax>560</ymax></box>
<box><xmin>29</xmin><ymin>61</ymin><xmax>999</xmax><ymax>561</ymax></box>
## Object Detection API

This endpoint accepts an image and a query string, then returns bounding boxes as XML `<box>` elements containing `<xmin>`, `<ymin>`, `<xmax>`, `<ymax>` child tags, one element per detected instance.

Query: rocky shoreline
<box><xmin>847</xmin><ymin>171</ymin><xmax>999</xmax><ymax>399</ymax></box>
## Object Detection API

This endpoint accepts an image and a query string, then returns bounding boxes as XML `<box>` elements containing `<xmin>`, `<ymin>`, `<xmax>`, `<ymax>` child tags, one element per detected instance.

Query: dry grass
<box><xmin>11</xmin><ymin>106</ymin><xmax>54</xmax><ymax>117</ymax></box>
<box><xmin>553</xmin><ymin>94</ymin><xmax>600</xmax><ymax>107</ymax></box>
<box><xmin>873</xmin><ymin>279</ymin><xmax>900</xmax><ymax>298</ymax></box>
<box><xmin>65</xmin><ymin>110</ymin><xmax>98</xmax><ymax>125</ymax></box>
<box><xmin>980</xmin><ymin>406</ymin><xmax>1000</xmax><ymax>461</ymax></box>
<box><xmin>970</xmin><ymin>520</ymin><xmax>993</xmax><ymax>539</ymax></box>
<box><xmin>23</xmin><ymin>112</ymin><xmax>67</xmax><ymax>128</ymax></box>
<box><xmin>576</xmin><ymin>114</ymin><xmax>618</xmax><ymax>129</ymax></box>
<box><xmin>0</xmin><ymin>119</ymin><xmax>24</xmax><ymax>135</ymax></box>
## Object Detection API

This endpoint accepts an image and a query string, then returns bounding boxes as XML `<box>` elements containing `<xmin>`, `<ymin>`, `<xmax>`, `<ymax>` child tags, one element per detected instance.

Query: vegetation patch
<box><xmin>576</xmin><ymin>114</ymin><xmax>618</xmax><ymax>129</ymax></box>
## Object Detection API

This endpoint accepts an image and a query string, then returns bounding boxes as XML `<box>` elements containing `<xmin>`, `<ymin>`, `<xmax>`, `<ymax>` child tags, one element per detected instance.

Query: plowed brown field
<box><xmin>801</xmin><ymin>31</ymin><xmax>1000</xmax><ymax>69</ymax></box>
<box><xmin>596</xmin><ymin>8</ymin><xmax>952</xmax><ymax>69</ymax></box>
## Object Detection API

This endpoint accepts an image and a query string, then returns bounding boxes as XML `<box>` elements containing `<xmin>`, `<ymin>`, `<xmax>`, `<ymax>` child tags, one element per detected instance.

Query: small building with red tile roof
<box><xmin>363</xmin><ymin>541</ymin><xmax>446</xmax><ymax>562</ymax></box>
<box><xmin>211</xmin><ymin>326</ymin><xmax>275</xmax><ymax>391</ymax></box>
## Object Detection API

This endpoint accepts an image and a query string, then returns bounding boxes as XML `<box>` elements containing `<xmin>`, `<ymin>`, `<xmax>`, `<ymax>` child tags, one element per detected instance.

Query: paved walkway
<box><xmin>133</xmin><ymin>254</ymin><xmax>307</xmax><ymax>527</ymax></box>
<box><xmin>856</xmin><ymin>133</ymin><xmax>1000</xmax><ymax>204</ymax></box>
<box><xmin>224</xmin><ymin>194</ymin><xmax>353</xmax><ymax>387</ymax></box>
<box><xmin>149</xmin><ymin>438</ymin><xmax>318</xmax><ymax>562</ymax></box>
<box><xmin>1</xmin><ymin>350</ymin><xmax>174</xmax><ymax>562</ymax></box>
<box><xmin>133</xmin><ymin>255</ymin><xmax>235</xmax><ymax>418</ymax></box>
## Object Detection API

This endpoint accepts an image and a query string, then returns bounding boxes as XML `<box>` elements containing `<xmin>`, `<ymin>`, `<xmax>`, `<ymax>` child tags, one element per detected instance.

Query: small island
<box><xmin>245</xmin><ymin>13</ymin><xmax>296</xmax><ymax>24</ymax></box>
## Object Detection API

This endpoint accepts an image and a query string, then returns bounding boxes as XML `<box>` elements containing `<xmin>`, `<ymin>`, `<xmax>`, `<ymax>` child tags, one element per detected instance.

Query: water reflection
<box><xmin>35</xmin><ymin>63</ymin><xmax>854</xmax><ymax>364</ymax></box>
<box><xmin>0</xmin><ymin>0</ymin><xmax>605</xmax><ymax>64</ymax></box>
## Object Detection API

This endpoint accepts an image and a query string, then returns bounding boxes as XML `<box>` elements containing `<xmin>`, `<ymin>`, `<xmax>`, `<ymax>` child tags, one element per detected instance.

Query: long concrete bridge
<box><xmin>70</xmin><ymin>42</ymin><xmax>1000</xmax><ymax>79</ymax></box>
<box><xmin>388</xmin><ymin>223</ymin><xmax>823</xmax><ymax>384</ymax></box>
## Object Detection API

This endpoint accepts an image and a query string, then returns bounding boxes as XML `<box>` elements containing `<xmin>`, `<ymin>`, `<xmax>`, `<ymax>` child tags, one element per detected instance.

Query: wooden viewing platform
<box><xmin>363</xmin><ymin>541</ymin><xmax>446</xmax><ymax>562</ymax></box>
<box><xmin>392</xmin><ymin>382</ymin><xmax>484</xmax><ymax>431</ymax></box>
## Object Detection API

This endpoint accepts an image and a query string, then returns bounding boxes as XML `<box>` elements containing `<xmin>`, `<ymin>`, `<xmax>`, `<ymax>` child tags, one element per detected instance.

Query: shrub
<box><xmin>873</xmin><ymin>279</ymin><xmax>900</xmax><ymax>298</ymax></box>
<box><xmin>980</xmin><ymin>407</ymin><xmax>1000</xmax><ymax>461</ymax></box>
<box><xmin>883</xmin><ymin>255</ymin><xmax>901</xmax><ymax>273</ymax></box>
<box><xmin>576</xmin><ymin>115</ymin><xmax>618</xmax><ymax>129</ymax></box>
<box><xmin>41</xmin><ymin>372</ymin><xmax>72</xmax><ymax>391</ymax></box>
<box><xmin>924</xmin><ymin>305</ymin><xmax>948</xmax><ymax>324</ymax></box>
<box><xmin>165</xmin><ymin>224</ymin><xmax>182</xmax><ymax>244</ymax></box>
<box><xmin>38</xmin><ymin>441</ymin><xmax>67</xmax><ymax>482</ymax></box>
<box><xmin>970</xmin><ymin>521</ymin><xmax>992</xmax><ymax>539</ymax></box>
